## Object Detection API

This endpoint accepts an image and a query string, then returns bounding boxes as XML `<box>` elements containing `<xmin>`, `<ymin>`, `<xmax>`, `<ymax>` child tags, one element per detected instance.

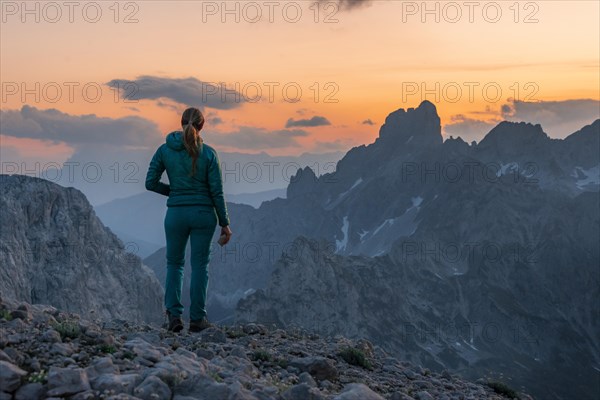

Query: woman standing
<box><xmin>145</xmin><ymin>107</ymin><xmax>232</xmax><ymax>333</ymax></box>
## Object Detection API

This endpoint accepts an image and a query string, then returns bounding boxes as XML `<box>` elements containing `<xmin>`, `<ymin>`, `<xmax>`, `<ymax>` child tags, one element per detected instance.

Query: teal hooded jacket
<box><xmin>145</xmin><ymin>131</ymin><xmax>230</xmax><ymax>227</ymax></box>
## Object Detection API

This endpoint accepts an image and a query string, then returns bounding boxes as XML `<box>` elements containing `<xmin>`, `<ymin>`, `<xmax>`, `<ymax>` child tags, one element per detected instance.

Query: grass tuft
<box><xmin>486</xmin><ymin>380</ymin><xmax>520</xmax><ymax>399</ymax></box>
<box><xmin>338</xmin><ymin>346</ymin><xmax>373</xmax><ymax>370</ymax></box>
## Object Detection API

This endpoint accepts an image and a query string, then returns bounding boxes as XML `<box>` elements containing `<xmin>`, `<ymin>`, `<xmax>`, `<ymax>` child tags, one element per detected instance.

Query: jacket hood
<box><xmin>166</xmin><ymin>131</ymin><xmax>186</xmax><ymax>151</ymax></box>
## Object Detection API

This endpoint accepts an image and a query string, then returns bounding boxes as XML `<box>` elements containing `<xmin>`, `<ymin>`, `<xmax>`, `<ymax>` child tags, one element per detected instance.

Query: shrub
<box><xmin>98</xmin><ymin>344</ymin><xmax>116</xmax><ymax>354</ymax></box>
<box><xmin>0</xmin><ymin>309</ymin><xmax>12</xmax><ymax>321</ymax></box>
<box><xmin>338</xmin><ymin>346</ymin><xmax>373</xmax><ymax>370</ymax></box>
<box><xmin>27</xmin><ymin>370</ymin><xmax>48</xmax><ymax>384</ymax></box>
<box><xmin>52</xmin><ymin>320</ymin><xmax>81</xmax><ymax>339</ymax></box>
<box><xmin>251</xmin><ymin>350</ymin><xmax>272</xmax><ymax>362</ymax></box>
<box><xmin>486</xmin><ymin>380</ymin><xmax>520</xmax><ymax>399</ymax></box>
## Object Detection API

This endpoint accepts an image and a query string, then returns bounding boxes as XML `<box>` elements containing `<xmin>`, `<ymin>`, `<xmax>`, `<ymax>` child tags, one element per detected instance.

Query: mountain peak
<box><xmin>286</xmin><ymin>166</ymin><xmax>318</xmax><ymax>199</ymax></box>
<box><xmin>417</xmin><ymin>99</ymin><xmax>437</xmax><ymax>112</ymax></box>
<box><xmin>377</xmin><ymin>101</ymin><xmax>442</xmax><ymax>148</ymax></box>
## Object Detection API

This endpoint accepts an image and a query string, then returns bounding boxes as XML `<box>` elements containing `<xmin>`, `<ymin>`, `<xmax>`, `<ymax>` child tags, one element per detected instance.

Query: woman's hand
<box><xmin>221</xmin><ymin>225</ymin><xmax>232</xmax><ymax>245</ymax></box>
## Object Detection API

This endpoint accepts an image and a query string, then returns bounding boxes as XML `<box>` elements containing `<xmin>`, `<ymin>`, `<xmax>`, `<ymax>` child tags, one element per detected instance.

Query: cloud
<box><xmin>321</xmin><ymin>0</ymin><xmax>373</xmax><ymax>11</ymax></box>
<box><xmin>361</xmin><ymin>119</ymin><xmax>376</xmax><ymax>125</ymax></box>
<box><xmin>207</xmin><ymin>126</ymin><xmax>309</xmax><ymax>150</ymax></box>
<box><xmin>205</xmin><ymin>111</ymin><xmax>224</xmax><ymax>126</ymax></box>
<box><xmin>285</xmin><ymin>116</ymin><xmax>331</xmax><ymax>128</ymax></box>
<box><xmin>0</xmin><ymin>106</ymin><xmax>167</xmax><ymax>204</ymax></box>
<box><xmin>443</xmin><ymin>114</ymin><xmax>499</xmax><ymax>143</ymax></box>
<box><xmin>208</xmin><ymin>116</ymin><xmax>224</xmax><ymax>125</ymax></box>
<box><xmin>501</xmin><ymin>99</ymin><xmax>600</xmax><ymax>138</ymax></box>
<box><xmin>0</xmin><ymin>105</ymin><xmax>162</xmax><ymax>147</ymax></box>
<box><xmin>105</xmin><ymin>75</ymin><xmax>246</xmax><ymax>110</ymax></box>
<box><xmin>156</xmin><ymin>100</ymin><xmax>184</xmax><ymax>112</ymax></box>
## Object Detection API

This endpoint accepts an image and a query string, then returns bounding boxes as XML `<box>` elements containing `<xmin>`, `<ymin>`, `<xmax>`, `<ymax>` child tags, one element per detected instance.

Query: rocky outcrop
<box><xmin>0</xmin><ymin>174</ymin><xmax>164</xmax><ymax>325</ymax></box>
<box><xmin>0</xmin><ymin>297</ymin><xmax>529</xmax><ymax>399</ymax></box>
<box><xmin>376</xmin><ymin>100</ymin><xmax>442</xmax><ymax>149</ymax></box>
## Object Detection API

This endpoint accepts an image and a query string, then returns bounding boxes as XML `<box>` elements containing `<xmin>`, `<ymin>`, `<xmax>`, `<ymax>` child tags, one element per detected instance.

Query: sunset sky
<box><xmin>2</xmin><ymin>0</ymin><xmax>599</xmax><ymax>166</ymax></box>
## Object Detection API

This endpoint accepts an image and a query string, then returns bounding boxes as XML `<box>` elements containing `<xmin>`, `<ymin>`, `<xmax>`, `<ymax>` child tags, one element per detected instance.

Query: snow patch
<box><xmin>411</xmin><ymin>196</ymin><xmax>423</xmax><ymax>208</ymax></box>
<box><xmin>496</xmin><ymin>162</ymin><xmax>519</xmax><ymax>177</ymax></box>
<box><xmin>335</xmin><ymin>216</ymin><xmax>350</xmax><ymax>253</ymax></box>
<box><xmin>572</xmin><ymin>165</ymin><xmax>600</xmax><ymax>189</ymax></box>
<box><xmin>463</xmin><ymin>339</ymin><xmax>478</xmax><ymax>351</ymax></box>
<box><xmin>372</xmin><ymin>218</ymin><xmax>394</xmax><ymax>236</ymax></box>
<box><xmin>337</xmin><ymin>178</ymin><xmax>363</xmax><ymax>199</ymax></box>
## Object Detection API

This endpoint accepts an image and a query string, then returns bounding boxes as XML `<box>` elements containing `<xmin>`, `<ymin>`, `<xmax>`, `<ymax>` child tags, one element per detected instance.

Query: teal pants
<box><xmin>164</xmin><ymin>205</ymin><xmax>217</xmax><ymax>321</ymax></box>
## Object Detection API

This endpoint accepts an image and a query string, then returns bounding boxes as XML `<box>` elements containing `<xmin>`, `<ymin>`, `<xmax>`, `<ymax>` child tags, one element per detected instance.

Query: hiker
<box><xmin>145</xmin><ymin>107</ymin><xmax>232</xmax><ymax>333</ymax></box>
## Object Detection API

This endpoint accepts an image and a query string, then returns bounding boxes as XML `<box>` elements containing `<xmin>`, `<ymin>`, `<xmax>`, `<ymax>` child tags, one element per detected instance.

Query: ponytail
<box><xmin>181</xmin><ymin>107</ymin><xmax>205</xmax><ymax>176</ymax></box>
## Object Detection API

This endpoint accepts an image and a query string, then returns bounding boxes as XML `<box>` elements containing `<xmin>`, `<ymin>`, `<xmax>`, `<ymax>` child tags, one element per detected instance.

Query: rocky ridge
<box><xmin>0</xmin><ymin>297</ymin><xmax>527</xmax><ymax>400</ymax></box>
<box><xmin>0</xmin><ymin>174</ymin><xmax>165</xmax><ymax>326</ymax></box>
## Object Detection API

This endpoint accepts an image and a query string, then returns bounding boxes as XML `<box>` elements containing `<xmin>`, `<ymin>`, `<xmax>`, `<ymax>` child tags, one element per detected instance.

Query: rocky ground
<box><xmin>0</xmin><ymin>297</ymin><xmax>529</xmax><ymax>400</ymax></box>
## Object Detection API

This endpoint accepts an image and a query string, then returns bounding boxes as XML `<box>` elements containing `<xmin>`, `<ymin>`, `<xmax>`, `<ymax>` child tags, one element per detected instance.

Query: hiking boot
<box><xmin>166</xmin><ymin>311</ymin><xmax>184</xmax><ymax>333</ymax></box>
<box><xmin>189</xmin><ymin>317</ymin><xmax>214</xmax><ymax>333</ymax></box>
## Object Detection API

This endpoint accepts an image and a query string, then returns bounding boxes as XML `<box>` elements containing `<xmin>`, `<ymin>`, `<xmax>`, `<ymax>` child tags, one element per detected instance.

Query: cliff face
<box><xmin>0</xmin><ymin>174</ymin><xmax>165</xmax><ymax>326</ymax></box>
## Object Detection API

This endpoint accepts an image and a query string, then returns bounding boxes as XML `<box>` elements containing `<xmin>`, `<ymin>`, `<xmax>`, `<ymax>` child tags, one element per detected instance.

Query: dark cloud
<box><xmin>361</xmin><ymin>119</ymin><xmax>376</xmax><ymax>125</ymax></box>
<box><xmin>156</xmin><ymin>100</ymin><xmax>184</xmax><ymax>112</ymax></box>
<box><xmin>205</xmin><ymin>111</ymin><xmax>224</xmax><ymax>126</ymax></box>
<box><xmin>443</xmin><ymin>114</ymin><xmax>499</xmax><ymax>143</ymax></box>
<box><xmin>208</xmin><ymin>116</ymin><xmax>224</xmax><ymax>125</ymax></box>
<box><xmin>106</xmin><ymin>75</ymin><xmax>246</xmax><ymax>110</ymax></box>
<box><xmin>285</xmin><ymin>116</ymin><xmax>331</xmax><ymax>128</ymax></box>
<box><xmin>501</xmin><ymin>99</ymin><xmax>600</xmax><ymax>138</ymax></box>
<box><xmin>0</xmin><ymin>105</ymin><xmax>162</xmax><ymax>147</ymax></box>
<box><xmin>322</xmin><ymin>0</ymin><xmax>373</xmax><ymax>11</ymax></box>
<box><xmin>207</xmin><ymin>126</ymin><xmax>309</xmax><ymax>150</ymax></box>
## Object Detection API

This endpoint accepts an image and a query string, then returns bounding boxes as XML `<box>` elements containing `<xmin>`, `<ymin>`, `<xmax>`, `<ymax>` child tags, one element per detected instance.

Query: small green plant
<box><xmin>225</xmin><ymin>326</ymin><xmax>246</xmax><ymax>339</ymax></box>
<box><xmin>486</xmin><ymin>380</ymin><xmax>520</xmax><ymax>399</ymax></box>
<box><xmin>274</xmin><ymin>381</ymin><xmax>291</xmax><ymax>394</ymax></box>
<box><xmin>276</xmin><ymin>357</ymin><xmax>289</xmax><ymax>369</ymax></box>
<box><xmin>122</xmin><ymin>350</ymin><xmax>135</xmax><ymax>360</ymax></box>
<box><xmin>98</xmin><ymin>344</ymin><xmax>116</xmax><ymax>354</ymax></box>
<box><xmin>27</xmin><ymin>370</ymin><xmax>48</xmax><ymax>384</ymax></box>
<box><xmin>338</xmin><ymin>346</ymin><xmax>373</xmax><ymax>370</ymax></box>
<box><xmin>162</xmin><ymin>372</ymin><xmax>185</xmax><ymax>388</ymax></box>
<box><xmin>51</xmin><ymin>320</ymin><xmax>81</xmax><ymax>339</ymax></box>
<box><xmin>0</xmin><ymin>309</ymin><xmax>13</xmax><ymax>321</ymax></box>
<box><xmin>208</xmin><ymin>370</ymin><xmax>223</xmax><ymax>383</ymax></box>
<box><xmin>251</xmin><ymin>349</ymin><xmax>272</xmax><ymax>362</ymax></box>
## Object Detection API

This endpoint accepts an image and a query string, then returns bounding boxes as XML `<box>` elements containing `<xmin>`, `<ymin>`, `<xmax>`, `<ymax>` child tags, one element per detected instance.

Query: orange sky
<box><xmin>1</xmin><ymin>0</ymin><xmax>599</xmax><ymax>160</ymax></box>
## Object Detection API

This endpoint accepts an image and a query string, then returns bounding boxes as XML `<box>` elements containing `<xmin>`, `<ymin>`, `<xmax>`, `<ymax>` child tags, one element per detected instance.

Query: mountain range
<box><xmin>146</xmin><ymin>101</ymin><xmax>599</xmax><ymax>399</ymax></box>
